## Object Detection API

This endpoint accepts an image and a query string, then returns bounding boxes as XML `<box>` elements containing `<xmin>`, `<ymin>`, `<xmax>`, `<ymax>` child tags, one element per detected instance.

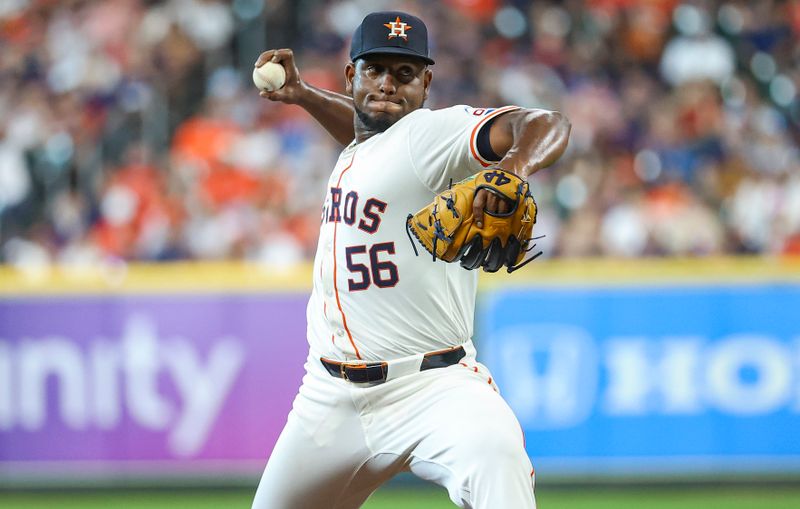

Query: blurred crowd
<box><xmin>1</xmin><ymin>0</ymin><xmax>799</xmax><ymax>268</ymax></box>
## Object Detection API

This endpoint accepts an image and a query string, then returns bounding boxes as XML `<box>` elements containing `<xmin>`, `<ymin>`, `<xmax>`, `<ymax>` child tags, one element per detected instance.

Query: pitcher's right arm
<box><xmin>255</xmin><ymin>49</ymin><xmax>355</xmax><ymax>146</ymax></box>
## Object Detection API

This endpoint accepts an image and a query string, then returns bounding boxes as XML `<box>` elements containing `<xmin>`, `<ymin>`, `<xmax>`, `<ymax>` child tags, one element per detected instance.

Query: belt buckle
<box><xmin>340</xmin><ymin>362</ymin><xmax>386</xmax><ymax>383</ymax></box>
<box><xmin>340</xmin><ymin>362</ymin><xmax>367</xmax><ymax>381</ymax></box>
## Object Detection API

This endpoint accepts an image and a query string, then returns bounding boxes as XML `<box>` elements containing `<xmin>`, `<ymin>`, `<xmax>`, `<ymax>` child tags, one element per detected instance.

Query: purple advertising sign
<box><xmin>0</xmin><ymin>293</ymin><xmax>310</xmax><ymax>478</ymax></box>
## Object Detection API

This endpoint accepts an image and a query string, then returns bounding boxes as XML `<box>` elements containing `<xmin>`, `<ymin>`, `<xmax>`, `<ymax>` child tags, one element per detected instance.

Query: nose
<box><xmin>378</xmin><ymin>72</ymin><xmax>396</xmax><ymax>95</ymax></box>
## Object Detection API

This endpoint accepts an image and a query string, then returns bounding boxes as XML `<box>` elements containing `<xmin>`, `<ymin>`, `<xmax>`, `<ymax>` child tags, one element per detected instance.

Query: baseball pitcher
<box><xmin>251</xmin><ymin>10</ymin><xmax>570</xmax><ymax>509</ymax></box>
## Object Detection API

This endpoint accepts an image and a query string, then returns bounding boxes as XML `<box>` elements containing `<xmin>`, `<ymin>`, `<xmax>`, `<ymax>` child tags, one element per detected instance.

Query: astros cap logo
<box><xmin>384</xmin><ymin>16</ymin><xmax>412</xmax><ymax>41</ymax></box>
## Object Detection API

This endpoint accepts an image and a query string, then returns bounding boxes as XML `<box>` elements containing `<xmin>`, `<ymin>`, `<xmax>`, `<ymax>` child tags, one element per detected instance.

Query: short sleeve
<box><xmin>406</xmin><ymin>105</ymin><xmax>520</xmax><ymax>193</ymax></box>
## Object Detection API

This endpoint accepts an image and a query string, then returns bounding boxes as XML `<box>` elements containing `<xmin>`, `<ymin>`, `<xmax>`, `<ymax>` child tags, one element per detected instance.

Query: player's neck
<box><xmin>353</xmin><ymin>112</ymin><xmax>394</xmax><ymax>144</ymax></box>
<box><xmin>355</xmin><ymin>131</ymin><xmax>378</xmax><ymax>144</ymax></box>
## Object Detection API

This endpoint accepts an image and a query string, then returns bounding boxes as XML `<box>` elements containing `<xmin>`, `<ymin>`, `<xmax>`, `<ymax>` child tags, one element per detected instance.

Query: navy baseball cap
<box><xmin>350</xmin><ymin>11</ymin><xmax>435</xmax><ymax>65</ymax></box>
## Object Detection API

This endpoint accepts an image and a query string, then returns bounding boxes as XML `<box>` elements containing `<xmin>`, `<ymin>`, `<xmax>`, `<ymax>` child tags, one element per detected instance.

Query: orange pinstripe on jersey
<box><xmin>468</xmin><ymin>105</ymin><xmax>521</xmax><ymax>167</ymax></box>
<box><xmin>331</xmin><ymin>150</ymin><xmax>362</xmax><ymax>359</ymax></box>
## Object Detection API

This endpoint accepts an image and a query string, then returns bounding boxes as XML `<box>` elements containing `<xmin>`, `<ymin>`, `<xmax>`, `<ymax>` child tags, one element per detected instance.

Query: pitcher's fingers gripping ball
<box><xmin>407</xmin><ymin>169</ymin><xmax>541</xmax><ymax>273</ymax></box>
<box><xmin>252</xmin><ymin>61</ymin><xmax>286</xmax><ymax>92</ymax></box>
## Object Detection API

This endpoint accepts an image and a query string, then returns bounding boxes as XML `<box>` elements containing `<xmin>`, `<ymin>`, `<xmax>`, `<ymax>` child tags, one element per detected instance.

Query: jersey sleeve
<box><xmin>406</xmin><ymin>105</ymin><xmax>520</xmax><ymax>193</ymax></box>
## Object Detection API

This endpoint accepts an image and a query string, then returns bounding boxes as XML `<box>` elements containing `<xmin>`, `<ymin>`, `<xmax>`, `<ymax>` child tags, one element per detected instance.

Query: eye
<box><xmin>397</xmin><ymin>67</ymin><xmax>415</xmax><ymax>81</ymax></box>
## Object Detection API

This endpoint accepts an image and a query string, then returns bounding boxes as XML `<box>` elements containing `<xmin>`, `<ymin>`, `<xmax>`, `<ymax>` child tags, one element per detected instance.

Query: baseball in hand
<box><xmin>253</xmin><ymin>62</ymin><xmax>286</xmax><ymax>92</ymax></box>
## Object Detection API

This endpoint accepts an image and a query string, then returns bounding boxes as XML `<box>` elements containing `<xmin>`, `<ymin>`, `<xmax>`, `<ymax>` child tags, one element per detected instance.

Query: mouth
<box><xmin>367</xmin><ymin>97</ymin><xmax>403</xmax><ymax>114</ymax></box>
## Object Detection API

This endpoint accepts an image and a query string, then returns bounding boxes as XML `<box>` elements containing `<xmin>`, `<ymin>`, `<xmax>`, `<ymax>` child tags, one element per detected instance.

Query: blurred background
<box><xmin>1</xmin><ymin>0</ymin><xmax>799</xmax><ymax>508</ymax></box>
<box><xmin>1</xmin><ymin>0</ymin><xmax>800</xmax><ymax>263</ymax></box>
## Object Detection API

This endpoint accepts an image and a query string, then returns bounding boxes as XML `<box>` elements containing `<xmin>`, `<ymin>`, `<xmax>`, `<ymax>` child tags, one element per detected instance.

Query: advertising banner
<box><xmin>479</xmin><ymin>283</ymin><xmax>800</xmax><ymax>477</ymax></box>
<box><xmin>3</xmin><ymin>276</ymin><xmax>800</xmax><ymax>481</ymax></box>
<box><xmin>0</xmin><ymin>293</ymin><xmax>310</xmax><ymax>478</ymax></box>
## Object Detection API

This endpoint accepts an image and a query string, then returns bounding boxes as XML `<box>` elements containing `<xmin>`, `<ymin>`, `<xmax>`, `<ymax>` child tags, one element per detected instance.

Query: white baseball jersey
<box><xmin>307</xmin><ymin>104</ymin><xmax>520</xmax><ymax>361</ymax></box>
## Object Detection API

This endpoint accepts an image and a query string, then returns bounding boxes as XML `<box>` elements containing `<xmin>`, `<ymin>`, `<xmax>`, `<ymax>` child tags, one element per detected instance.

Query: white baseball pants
<box><xmin>252</xmin><ymin>351</ymin><xmax>536</xmax><ymax>509</ymax></box>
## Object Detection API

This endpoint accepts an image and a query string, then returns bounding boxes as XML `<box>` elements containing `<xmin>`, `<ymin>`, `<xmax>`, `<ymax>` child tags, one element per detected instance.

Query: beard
<box><xmin>355</xmin><ymin>105</ymin><xmax>396</xmax><ymax>133</ymax></box>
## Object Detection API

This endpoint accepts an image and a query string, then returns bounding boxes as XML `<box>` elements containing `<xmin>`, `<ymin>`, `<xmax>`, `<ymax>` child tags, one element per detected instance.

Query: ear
<box><xmin>345</xmin><ymin>62</ymin><xmax>356</xmax><ymax>95</ymax></box>
<box><xmin>422</xmin><ymin>68</ymin><xmax>433</xmax><ymax>101</ymax></box>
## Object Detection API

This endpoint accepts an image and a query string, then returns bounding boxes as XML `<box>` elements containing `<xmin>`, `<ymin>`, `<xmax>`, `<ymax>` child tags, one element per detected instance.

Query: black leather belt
<box><xmin>320</xmin><ymin>345</ymin><xmax>466</xmax><ymax>384</ymax></box>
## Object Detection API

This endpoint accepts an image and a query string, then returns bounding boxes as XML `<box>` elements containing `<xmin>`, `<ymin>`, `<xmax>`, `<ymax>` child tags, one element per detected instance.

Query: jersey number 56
<box><xmin>345</xmin><ymin>242</ymin><xmax>398</xmax><ymax>291</ymax></box>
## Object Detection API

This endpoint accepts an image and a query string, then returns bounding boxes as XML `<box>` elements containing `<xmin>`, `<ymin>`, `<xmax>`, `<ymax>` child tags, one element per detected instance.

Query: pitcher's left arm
<box><xmin>473</xmin><ymin>109</ymin><xmax>571</xmax><ymax>224</ymax></box>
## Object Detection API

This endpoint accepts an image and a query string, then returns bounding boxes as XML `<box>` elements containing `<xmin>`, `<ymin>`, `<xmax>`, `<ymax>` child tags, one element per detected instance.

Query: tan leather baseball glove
<box><xmin>406</xmin><ymin>169</ymin><xmax>541</xmax><ymax>273</ymax></box>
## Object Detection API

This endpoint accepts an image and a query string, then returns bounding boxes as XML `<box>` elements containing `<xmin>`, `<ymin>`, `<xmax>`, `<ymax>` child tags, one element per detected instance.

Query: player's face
<box><xmin>346</xmin><ymin>55</ymin><xmax>432</xmax><ymax>134</ymax></box>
